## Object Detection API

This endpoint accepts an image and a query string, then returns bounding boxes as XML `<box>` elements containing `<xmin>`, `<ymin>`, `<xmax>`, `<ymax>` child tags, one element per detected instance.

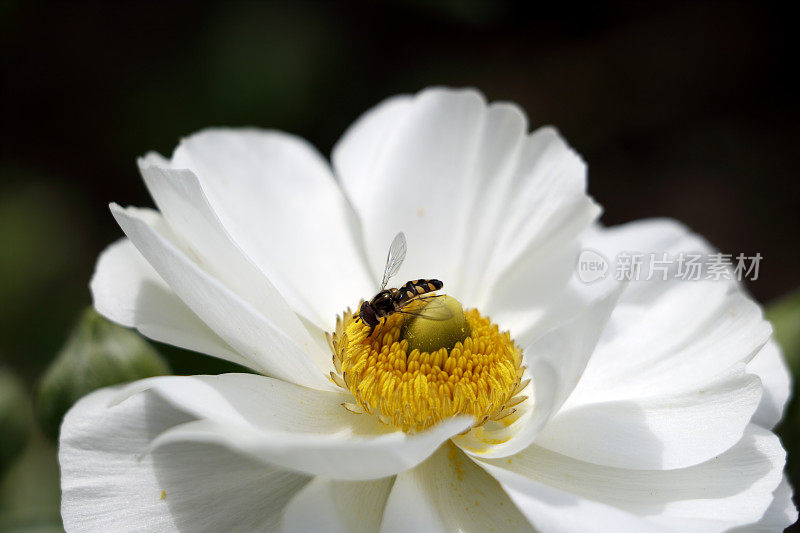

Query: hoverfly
<box><xmin>357</xmin><ymin>232</ymin><xmax>452</xmax><ymax>336</ymax></box>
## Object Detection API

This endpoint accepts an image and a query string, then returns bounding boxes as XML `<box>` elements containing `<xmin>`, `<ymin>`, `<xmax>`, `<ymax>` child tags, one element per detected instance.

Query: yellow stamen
<box><xmin>329</xmin><ymin>296</ymin><xmax>525</xmax><ymax>433</ymax></box>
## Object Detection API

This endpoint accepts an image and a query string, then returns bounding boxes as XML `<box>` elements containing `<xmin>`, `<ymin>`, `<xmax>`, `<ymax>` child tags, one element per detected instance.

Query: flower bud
<box><xmin>36</xmin><ymin>308</ymin><xmax>170</xmax><ymax>439</ymax></box>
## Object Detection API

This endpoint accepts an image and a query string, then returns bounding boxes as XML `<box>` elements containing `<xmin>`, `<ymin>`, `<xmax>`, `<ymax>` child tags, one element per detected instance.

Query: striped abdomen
<box><xmin>396</xmin><ymin>279</ymin><xmax>443</xmax><ymax>305</ymax></box>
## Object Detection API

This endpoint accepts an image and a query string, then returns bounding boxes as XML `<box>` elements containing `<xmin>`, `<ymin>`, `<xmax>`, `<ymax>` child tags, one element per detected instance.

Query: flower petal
<box><xmin>477</xmin><ymin>424</ymin><xmax>786</xmax><ymax>533</ymax></box>
<box><xmin>574</xmin><ymin>283</ymin><xmax>770</xmax><ymax>400</ymax></box>
<box><xmin>480</xmin><ymin>242</ymin><xmax>592</xmax><ymax>349</ymax></box>
<box><xmin>729</xmin><ymin>476</ymin><xmax>797</xmax><ymax>532</ymax></box>
<box><xmin>476</xmin><ymin>467</ymin><xmax>662</xmax><ymax>533</ymax></box>
<box><xmin>281</xmin><ymin>477</ymin><xmax>394</xmax><ymax>533</ymax></box>
<box><xmin>137</xmin><ymin>157</ymin><xmax>331</xmax><ymax>373</ymax></box>
<box><xmin>580</xmin><ymin>218</ymin><xmax>788</xmax><ymax>427</ymax></box>
<box><xmin>110</xmin><ymin>204</ymin><xmax>333</xmax><ymax>390</ymax></box>
<box><xmin>454</xmin><ymin>285</ymin><xmax>621</xmax><ymax>459</ymax></box>
<box><xmin>379</xmin><ymin>443</ymin><xmax>534</xmax><ymax>533</ymax></box>
<box><xmin>168</xmin><ymin>129</ymin><xmax>374</xmax><ymax>330</ymax></box>
<box><xmin>548</xmin><ymin>220</ymin><xmax>777</xmax><ymax>469</ymax></box>
<box><xmin>112</xmin><ymin>373</ymin><xmax>375</xmax><ymax>434</ymax></box>
<box><xmin>533</xmin><ymin>364</ymin><xmax>762</xmax><ymax>470</ymax></box>
<box><xmin>332</xmin><ymin>87</ymin><xmax>599</xmax><ymax>309</ymax></box>
<box><xmin>747</xmin><ymin>340</ymin><xmax>791</xmax><ymax>430</ymax></box>
<box><xmin>580</xmin><ymin>218</ymin><xmax>714</xmax><ymax>308</ymax></box>
<box><xmin>91</xmin><ymin>238</ymin><xmax>247</xmax><ymax>367</ymax></box>
<box><xmin>116</xmin><ymin>373</ymin><xmax>472</xmax><ymax>480</ymax></box>
<box><xmin>60</xmin><ymin>386</ymin><xmax>310</xmax><ymax>533</ymax></box>
<box><xmin>579</xmin><ymin>220</ymin><xmax>771</xmax><ymax>397</ymax></box>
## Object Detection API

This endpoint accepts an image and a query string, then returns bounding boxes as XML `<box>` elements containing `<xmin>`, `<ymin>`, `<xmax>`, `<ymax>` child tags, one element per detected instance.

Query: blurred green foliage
<box><xmin>0</xmin><ymin>369</ymin><xmax>30</xmax><ymax>477</ymax></box>
<box><xmin>0</xmin><ymin>172</ymin><xmax>92</xmax><ymax>384</ymax></box>
<box><xmin>767</xmin><ymin>290</ymin><xmax>800</xmax><ymax>376</ymax></box>
<box><xmin>0</xmin><ymin>432</ymin><xmax>62</xmax><ymax>532</ymax></box>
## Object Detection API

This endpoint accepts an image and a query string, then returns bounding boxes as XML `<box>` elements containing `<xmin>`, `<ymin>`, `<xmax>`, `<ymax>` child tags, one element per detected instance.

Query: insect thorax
<box><xmin>371</xmin><ymin>291</ymin><xmax>397</xmax><ymax>318</ymax></box>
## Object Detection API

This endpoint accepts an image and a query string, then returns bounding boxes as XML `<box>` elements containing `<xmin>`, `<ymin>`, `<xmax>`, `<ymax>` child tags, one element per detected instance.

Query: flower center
<box><xmin>328</xmin><ymin>296</ymin><xmax>526</xmax><ymax>433</ymax></box>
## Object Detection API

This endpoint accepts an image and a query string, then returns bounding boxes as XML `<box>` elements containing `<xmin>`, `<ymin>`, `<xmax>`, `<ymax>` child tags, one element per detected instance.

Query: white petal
<box><xmin>332</xmin><ymin>87</ymin><xmax>598</xmax><ymax>308</ymax></box>
<box><xmin>477</xmin><ymin>465</ymin><xmax>662</xmax><ymax>533</ymax></box>
<box><xmin>379</xmin><ymin>443</ymin><xmax>534</xmax><ymax>533</ymax></box>
<box><xmin>579</xmin><ymin>218</ymin><xmax>715</xmax><ymax>287</ymax></box>
<box><xmin>747</xmin><ymin>340</ymin><xmax>791</xmax><ymax>430</ymax></box>
<box><xmin>476</xmin><ymin>125</ymin><xmax>601</xmax><ymax>341</ymax></box>
<box><xmin>578</xmin><ymin>218</ymin><xmax>713</xmax><ymax>346</ymax></box>
<box><xmin>583</xmin><ymin>218</ymin><xmax>712</xmax><ymax>252</ymax></box>
<box><xmin>551</xmin><ymin>219</ymin><xmax>778</xmax><ymax>469</ymax></box>
<box><xmin>113</xmin><ymin>373</ymin><xmax>376</xmax><ymax>434</ymax></box>
<box><xmin>581</xmin><ymin>218</ymin><xmax>714</xmax><ymax>304</ymax></box>
<box><xmin>116</xmin><ymin>373</ymin><xmax>472</xmax><ymax>480</ymax></box>
<box><xmin>574</xmin><ymin>283</ymin><xmax>770</xmax><ymax>400</ymax></box>
<box><xmin>534</xmin><ymin>364</ymin><xmax>762</xmax><ymax>470</ymax></box>
<box><xmin>477</xmin><ymin>424</ymin><xmax>786</xmax><ymax>533</ymax></box>
<box><xmin>334</xmin><ymin>88</ymin><xmax>484</xmax><ymax>294</ymax></box>
<box><xmin>577</xmin><ymin>220</ymin><xmax>772</xmax><ymax>397</ymax></box>
<box><xmin>110</xmin><ymin>204</ymin><xmax>333</xmax><ymax>390</ymax></box>
<box><xmin>482</xmin><ymin>240</ymin><xmax>591</xmax><ymax>348</ymax></box>
<box><xmin>332</xmin><ymin>94</ymin><xmax>413</xmax><ymax>199</ymax></box>
<box><xmin>60</xmin><ymin>386</ymin><xmax>310</xmax><ymax>533</ymax></box>
<box><xmin>454</xmin><ymin>285</ymin><xmax>622</xmax><ymax>458</ymax></box>
<box><xmin>729</xmin><ymin>476</ymin><xmax>797</xmax><ymax>532</ymax></box>
<box><xmin>580</xmin><ymin>218</ymin><xmax>788</xmax><ymax>427</ymax></box>
<box><xmin>137</xmin><ymin>157</ymin><xmax>331</xmax><ymax>373</ymax></box>
<box><xmin>169</xmin><ymin>129</ymin><xmax>374</xmax><ymax>330</ymax></box>
<box><xmin>91</xmin><ymin>238</ymin><xmax>247</xmax><ymax>367</ymax></box>
<box><xmin>282</xmin><ymin>477</ymin><xmax>394</xmax><ymax>533</ymax></box>
<box><xmin>149</xmin><ymin>418</ymin><xmax>471</xmax><ymax>483</ymax></box>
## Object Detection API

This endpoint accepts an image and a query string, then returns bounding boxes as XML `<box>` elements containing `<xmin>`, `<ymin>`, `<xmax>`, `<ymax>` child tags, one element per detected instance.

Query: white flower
<box><xmin>60</xmin><ymin>88</ymin><xmax>796</xmax><ymax>532</ymax></box>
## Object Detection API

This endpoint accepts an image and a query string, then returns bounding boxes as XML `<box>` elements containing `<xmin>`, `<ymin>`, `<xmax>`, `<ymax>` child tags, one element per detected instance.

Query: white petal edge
<box><xmin>137</xmin><ymin>157</ymin><xmax>332</xmax><ymax>374</ymax></box>
<box><xmin>168</xmin><ymin>128</ymin><xmax>374</xmax><ymax>331</ymax></box>
<box><xmin>729</xmin><ymin>476</ymin><xmax>797</xmax><ymax>532</ymax></box>
<box><xmin>90</xmin><ymin>238</ymin><xmax>249</xmax><ymax>368</ymax></box>
<box><xmin>115</xmin><ymin>373</ymin><xmax>473</xmax><ymax>480</ymax></box>
<box><xmin>748</xmin><ymin>340</ymin><xmax>792</xmax><ymax>430</ymax></box>
<box><xmin>578</xmin><ymin>218</ymin><xmax>715</xmax><ymax>312</ymax></box>
<box><xmin>111</xmin><ymin>373</ymin><xmax>379</xmax><ymax>435</ymax></box>
<box><xmin>580</xmin><ymin>218</ymin><xmax>790</xmax><ymax>429</ymax></box>
<box><xmin>332</xmin><ymin>87</ymin><xmax>599</xmax><ymax>312</ymax></box>
<box><xmin>533</xmin><ymin>363</ymin><xmax>762</xmax><ymax>470</ymax></box>
<box><xmin>559</xmin><ymin>218</ymin><xmax>786</xmax><ymax>468</ymax></box>
<box><xmin>477</xmin><ymin>424</ymin><xmax>787</xmax><ymax>533</ymax></box>
<box><xmin>148</xmin><ymin>417</ymin><xmax>472</xmax><ymax>482</ymax></box>
<box><xmin>110</xmin><ymin>203</ymin><xmax>333</xmax><ymax>390</ymax></box>
<box><xmin>572</xmin><ymin>283</ymin><xmax>771</xmax><ymax>401</ymax></box>
<box><xmin>60</xmin><ymin>386</ymin><xmax>310</xmax><ymax>533</ymax></box>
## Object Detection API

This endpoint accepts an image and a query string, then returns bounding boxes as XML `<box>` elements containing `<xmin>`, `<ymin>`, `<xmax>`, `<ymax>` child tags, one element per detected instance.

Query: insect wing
<box><xmin>396</xmin><ymin>295</ymin><xmax>454</xmax><ymax>322</ymax></box>
<box><xmin>380</xmin><ymin>232</ymin><xmax>407</xmax><ymax>290</ymax></box>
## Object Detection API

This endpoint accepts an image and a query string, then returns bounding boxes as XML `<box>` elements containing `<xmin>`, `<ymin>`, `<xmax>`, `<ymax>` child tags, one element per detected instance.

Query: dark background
<box><xmin>1</xmin><ymin>1</ymin><xmax>798</xmax><ymax>530</ymax></box>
